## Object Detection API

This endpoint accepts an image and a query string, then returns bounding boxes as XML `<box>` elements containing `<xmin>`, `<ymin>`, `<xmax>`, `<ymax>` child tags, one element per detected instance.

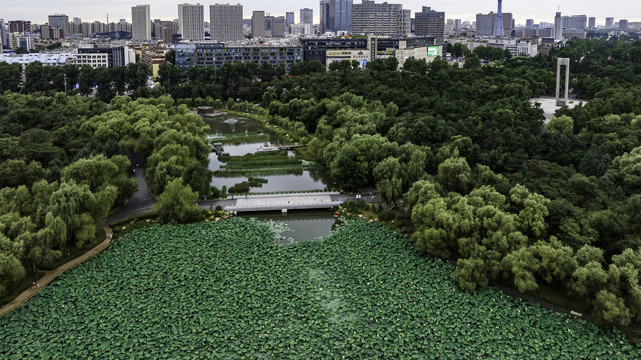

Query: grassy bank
<box><xmin>210</xmin><ymin>133</ymin><xmax>270</xmax><ymax>145</ymax></box>
<box><xmin>215</xmin><ymin>152</ymin><xmax>304</xmax><ymax>177</ymax></box>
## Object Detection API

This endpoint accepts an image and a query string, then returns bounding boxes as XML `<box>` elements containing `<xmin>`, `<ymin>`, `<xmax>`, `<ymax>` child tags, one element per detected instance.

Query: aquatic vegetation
<box><xmin>1</xmin><ymin>219</ymin><xmax>638</xmax><ymax>358</ymax></box>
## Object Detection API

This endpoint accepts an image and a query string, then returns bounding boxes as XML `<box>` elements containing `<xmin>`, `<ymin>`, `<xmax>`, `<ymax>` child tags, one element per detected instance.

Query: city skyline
<box><xmin>2</xmin><ymin>0</ymin><xmax>639</xmax><ymax>26</ymax></box>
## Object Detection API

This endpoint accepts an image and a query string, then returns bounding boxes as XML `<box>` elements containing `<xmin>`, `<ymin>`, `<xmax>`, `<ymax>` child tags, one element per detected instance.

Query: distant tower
<box><xmin>554</xmin><ymin>11</ymin><xmax>563</xmax><ymax>40</ymax></box>
<box><xmin>496</xmin><ymin>0</ymin><xmax>503</xmax><ymax>36</ymax></box>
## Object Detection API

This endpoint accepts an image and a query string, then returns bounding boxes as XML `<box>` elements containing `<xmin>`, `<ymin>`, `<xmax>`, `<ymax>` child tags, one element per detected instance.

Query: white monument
<box><xmin>556</xmin><ymin>58</ymin><xmax>570</xmax><ymax>106</ymax></box>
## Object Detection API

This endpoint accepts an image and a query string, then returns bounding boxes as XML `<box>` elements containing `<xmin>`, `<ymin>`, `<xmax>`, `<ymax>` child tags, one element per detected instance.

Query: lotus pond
<box><xmin>1</xmin><ymin>218</ymin><xmax>639</xmax><ymax>358</ymax></box>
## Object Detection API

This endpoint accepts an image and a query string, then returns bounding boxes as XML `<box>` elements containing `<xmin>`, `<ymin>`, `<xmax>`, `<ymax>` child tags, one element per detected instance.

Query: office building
<box><xmin>619</xmin><ymin>19</ymin><xmax>628</xmax><ymax>30</ymax></box>
<box><xmin>132</xmin><ymin>5</ymin><xmax>152</xmax><ymax>41</ymax></box>
<box><xmin>73</xmin><ymin>52</ymin><xmax>109</xmax><ymax>68</ymax></box>
<box><xmin>414</xmin><ymin>6</ymin><xmax>444</xmax><ymax>44</ymax></box>
<box><xmin>563</xmin><ymin>29</ymin><xmax>586</xmax><ymax>39</ymax></box>
<box><xmin>526</xmin><ymin>19</ymin><xmax>534</xmax><ymax>28</ymax></box>
<box><xmin>300</xmin><ymin>8</ymin><xmax>313</xmax><ymax>25</ymax></box>
<box><xmin>351</xmin><ymin>0</ymin><xmax>410</xmax><ymax>36</ymax></box>
<box><xmin>286</xmin><ymin>12</ymin><xmax>295</xmax><ymax>29</ymax></box>
<box><xmin>271</xmin><ymin>16</ymin><xmax>286</xmax><ymax>37</ymax></box>
<box><xmin>175</xmin><ymin>42</ymin><xmax>302</xmax><ymax>72</ymax></box>
<box><xmin>251</xmin><ymin>11</ymin><xmax>267</xmax><ymax>38</ymax></box>
<box><xmin>141</xmin><ymin>48</ymin><xmax>167</xmax><ymax>79</ymax></box>
<box><xmin>48</xmin><ymin>14</ymin><xmax>69</xmax><ymax>36</ymax></box>
<box><xmin>9</xmin><ymin>20</ymin><xmax>31</xmax><ymax>33</ymax></box>
<box><xmin>588</xmin><ymin>17</ymin><xmax>596</xmax><ymax>29</ymax></box>
<box><xmin>605</xmin><ymin>17</ymin><xmax>614</xmax><ymax>28</ymax></box>
<box><xmin>290</xmin><ymin>24</ymin><xmax>302</xmax><ymax>35</ymax></box>
<box><xmin>562</xmin><ymin>15</ymin><xmax>587</xmax><ymax>30</ymax></box>
<box><xmin>320</xmin><ymin>0</ymin><xmax>352</xmax><ymax>33</ymax></box>
<box><xmin>476</xmin><ymin>12</ymin><xmax>513</xmax><ymax>36</ymax></box>
<box><xmin>178</xmin><ymin>3</ymin><xmax>205</xmax><ymax>41</ymax></box>
<box><xmin>301</xmin><ymin>36</ymin><xmax>435</xmax><ymax>65</ymax></box>
<box><xmin>78</xmin><ymin>46</ymin><xmax>133</xmax><ymax>67</ymax></box>
<box><xmin>554</xmin><ymin>12</ymin><xmax>563</xmax><ymax>40</ymax></box>
<box><xmin>210</xmin><ymin>4</ymin><xmax>243</xmax><ymax>41</ymax></box>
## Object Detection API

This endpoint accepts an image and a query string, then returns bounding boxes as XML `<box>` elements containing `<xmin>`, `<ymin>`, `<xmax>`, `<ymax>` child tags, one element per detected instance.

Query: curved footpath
<box><xmin>0</xmin><ymin>228</ymin><xmax>113</xmax><ymax>317</ymax></box>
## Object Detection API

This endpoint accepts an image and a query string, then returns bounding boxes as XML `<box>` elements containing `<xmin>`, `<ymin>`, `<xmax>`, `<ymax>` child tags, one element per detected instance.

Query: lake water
<box><xmin>204</xmin><ymin>114</ymin><xmax>333</xmax><ymax>193</ymax></box>
<box><xmin>240</xmin><ymin>210</ymin><xmax>339</xmax><ymax>243</ymax></box>
<box><xmin>203</xmin><ymin>114</ymin><xmax>339</xmax><ymax>242</ymax></box>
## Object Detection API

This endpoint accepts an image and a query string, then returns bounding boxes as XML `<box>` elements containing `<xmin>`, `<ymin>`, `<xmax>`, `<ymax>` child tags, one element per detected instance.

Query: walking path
<box><xmin>0</xmin><ymin>228</ymin><xmax>113</xmax><ymax>317</ymax></box>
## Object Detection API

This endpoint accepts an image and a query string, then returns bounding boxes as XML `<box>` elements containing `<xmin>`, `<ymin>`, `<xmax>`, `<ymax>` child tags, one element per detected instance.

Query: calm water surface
<box><xmin>205</xmin><ymin>114</ymin><xmax>333</xmax><ymax>193</ymax></box>
<box><xmin>240</xmin><ymin>210</ymin><xmax>339</xmax><ymax>243</ymax></box>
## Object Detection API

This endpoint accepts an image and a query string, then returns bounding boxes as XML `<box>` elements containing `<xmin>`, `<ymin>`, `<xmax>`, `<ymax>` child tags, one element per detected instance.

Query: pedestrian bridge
<box><xmin>224</xmin><ymin>192</ymin><xmax>343</xmax><ymax>213</ymax></box>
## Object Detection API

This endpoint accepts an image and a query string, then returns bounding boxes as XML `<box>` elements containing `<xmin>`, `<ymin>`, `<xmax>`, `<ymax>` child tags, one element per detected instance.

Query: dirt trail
<box><xmin>0</xmin><ymin>228</ymin><xmax>113</xmax><ymax>317</ymax></box>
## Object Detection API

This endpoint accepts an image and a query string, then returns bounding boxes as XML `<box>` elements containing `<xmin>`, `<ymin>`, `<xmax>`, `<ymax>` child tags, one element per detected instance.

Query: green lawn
<box><xmin>0</xmin><ymin>218</ymin><xmax>639</xmax><ymax>358</ymax></box>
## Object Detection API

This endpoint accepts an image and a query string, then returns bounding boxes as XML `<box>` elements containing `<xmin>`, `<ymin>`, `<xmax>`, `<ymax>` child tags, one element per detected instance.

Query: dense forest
<box><xmin>1</xmin><ymin>35</ymin><xmax>641</xmax><ymax>327</ymax></box>
<box><xmin>0</xmin><ymin>94</ymin><xmax>210</xmax><ymax>298</ymax></box>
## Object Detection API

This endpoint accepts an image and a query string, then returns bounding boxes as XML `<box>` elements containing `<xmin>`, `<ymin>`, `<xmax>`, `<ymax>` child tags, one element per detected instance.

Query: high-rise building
<box><xmin>0</xmin><ymin>19</ymin><xmax>7</xmax><ymax>48</ymax></box>
<box><xmin>351</xmin><ymin>0</ymin><xmax>410</xmax><ymax>36</ymax></box>
<box><xmin>210</xmin><ymin>4</ymin><xmax>243</xmax><ymax>41</ymax></box>
<box><xmin>9</xmin><ymin>20</ymin><xmax>31</xmax><ymax>33</ymax></box>
<box><xmin>81</xmin><ymin>22</ymin><xmax>92</xmax><ymax>37</ymax></box>
<box><xmin>588</xmin><ymin>17</ymin><xmax>596</xmax><ymax>29</ymax></box>
<box><xmin>132</xmin><ymin>5</ymin><xmax>152</xmax><ymax>41</ymax></box>
<box><xmin>40</xmin><ymin>23</ymin><xmax>64</xmax><ymax>40</ymax></box>
<box><xmin>414</xmin><ymin>7</ymin><xmax>444</xmax><ymax>44</ymax></box>
<box><xmin>300</xmin><ymin>8</ymin><xmax>313</xmax><ymax>25</ymax></box>
<box><xmin>48</xmin><ymin>14</ymin><xmax>69</xmax><ymax>37</ymax></box>
<box><xmin>475</xmin><ymin>12</ymin><xmax>513</xmax><ymax>36</ymax></box>
<box><xmin>562</xmin><ymin>15</ymin><xmax>587</xmax><ymax>29</ymax></box>
<box><xmin>251</xmin><ymin>11</ymin><xmax>267</xmax><ymax>38</ymax></box>
<box><xmin>619</xmin><ymin>19</ymin><xmax>628</xmax><ymax>30</ymax></box>
<box><xmin>153</xmin><ymin>20</ymin><xmax>175</xmax><ymax>43</ymax></box>
<box><xmin>320</xmin><ymin>0</ymin><xmax>352</xmax><ymax>33</ymax></box>
<box><xmin>554</xmin><ymin>12</ymin><xmax>563</xmax><ymax>40</ymax></box>
<box><xmin>286</xmin><ymin>12</ymin><xmax>295</xmax><ymax>28</ymax></box>
<box><xmin>93</xmin><ymin>21</ymin><xmax>105</xmax><ymax>34</ymax></box>
<box><xmin>272</xmin><ymin>16</ymin><xmax>286</xmax><ymax>37</ymax></box>
<box><xmin>605</xmin><ymin>17</ymin><xmax>614</xmax><ymax>28</ymax></box>
<box><xmin>178</xmin><ymin>3</ymin><xmax>204</xmax><ymax>41</ymax></box>
<box><xmin>526</xmin><ymin>19</ymin><xmax>534</xmax><ymax>28</ymax></box>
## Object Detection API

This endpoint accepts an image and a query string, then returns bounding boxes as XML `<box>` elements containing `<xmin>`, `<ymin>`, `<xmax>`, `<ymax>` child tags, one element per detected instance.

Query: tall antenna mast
<box><xmin>497</xmin><ymin>0</ymin><xmax>503</xmax><ymax>36</ymax></box>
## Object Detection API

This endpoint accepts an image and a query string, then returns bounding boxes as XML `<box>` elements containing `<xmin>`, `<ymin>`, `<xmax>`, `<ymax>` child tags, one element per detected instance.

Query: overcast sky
<box><xmin>3</xmin><ymin>0</ymin><xmax>638</xmax><ymax>26</ymax></box>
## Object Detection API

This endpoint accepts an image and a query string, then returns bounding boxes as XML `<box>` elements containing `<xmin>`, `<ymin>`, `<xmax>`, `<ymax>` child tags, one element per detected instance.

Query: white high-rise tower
<box><xmin>132</xmin><ymin>5</ymin><xmax>151</xmax><ymax>41</ymax></box>
<box><xmin>210</xmin><ymin>3</ymin><xmax>243</xmax><ymax>42</ymax></box>
<box><xmin>178</xmin><ymin>3</ymin><xmax>205</xmax><ymax>41</ymax></box>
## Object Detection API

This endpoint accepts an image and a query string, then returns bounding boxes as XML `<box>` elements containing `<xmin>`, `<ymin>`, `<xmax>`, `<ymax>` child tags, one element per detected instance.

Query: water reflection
<box><xmin>206</xmin><ymin>114</ymin><xmax>333</xmax><ymax>193</ymax></box>
<box><xmin>240</xmin><ymin>210</ymin><xmax>338</xmax><ymax>243</ymax></box>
